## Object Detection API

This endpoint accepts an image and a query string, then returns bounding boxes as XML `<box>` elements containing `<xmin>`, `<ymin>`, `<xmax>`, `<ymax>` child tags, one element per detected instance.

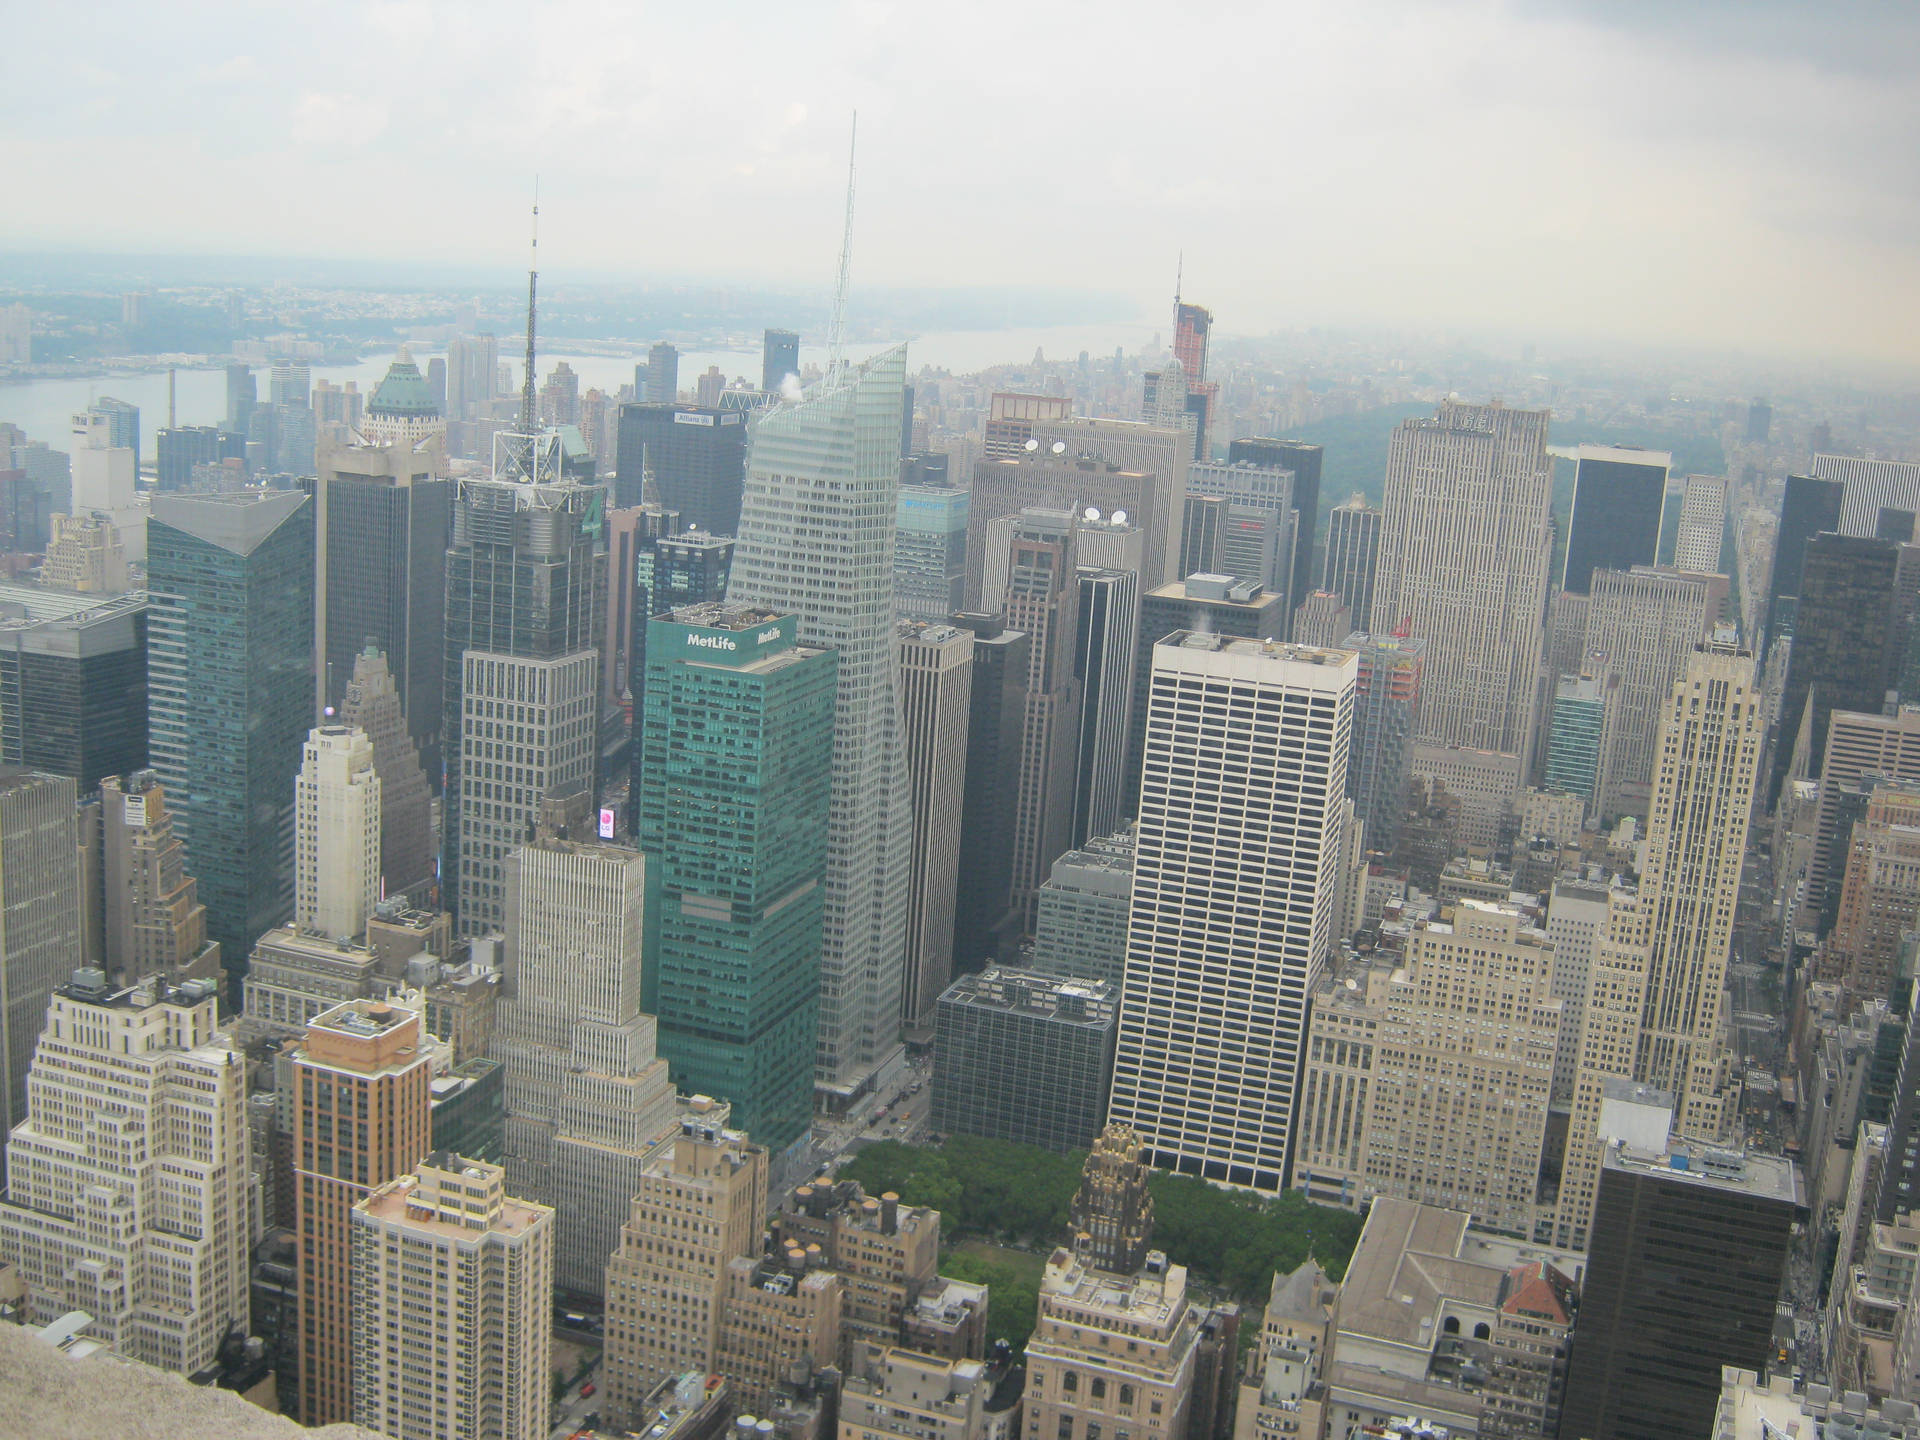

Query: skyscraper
<box><xmin>1001</xmin><ymin>510</ymin><xmax>1083</xmax><ymax>931</ymax></box>
<box><xmin>727</xmin><ymin>344</ymin><xmax>913</xmax><ymax>1098</ymax></box>
<box><xmin>1344</xmin><ymin>632</ymin><xmax>1424</xmax><ymax>855</ymax></box>
<box><xmin>1185</xmin><ymin>460</ymin><xmax>1298</xmax><ymax>599</ymax></box>
<box><xmin>763</xmin><ymin>329</ymin><xmax>801</xmax><ymax>394</ymax></box>
<box><xmin>1546</xmin><ymin>672</ymin><xmax>1607</xmax><ymax>805</ymax></box>
<box><xmin>358</xmin><ymin>348</ymin><xmax>446</xmax><ymax>452</ymax></box>
<box><xmin>1582</xmin><ymin>565</ymin><xmax>1727</xmax><ymax>818</ymax></box>
<box><xmin>97</xmin><ymin>770</ymin><xmax>221</xmax><ymax>990</ymax></box>
<box><xmin>1292</xmin><ymin>590</ymin><xmax>1351</xmax><ymax>648</ymax></box>
<box><xmin>1358</xmin><ymin>901</ymin><xmax>1562</xmax><ymax>1236</ymax></box>
<box><xmin>1108</xmin><ymin>633</ymin><xmax>1354</xmax><ymax>1190</ymax></box>
<box><xmin>339</xmin><ymin>647</ymin><xmax>434</xmax><ymax>900</ymax></box>
<box><xmin>1073</xmin><ymin>565</ymin><xmax>1139</xmax><ymax>848</ymax></box>
<box><xmin>1674</xmin><ymin>473</ymin><xmax>1728</xmax><ymax>574</ymax></box>
<box><xmin>1561</xmin><ymin>445</ymin><xmax>1669</xmax><ymax>594</ymax></box>
<box><xmin>0</xmin><ymin>584</ymin><xmax>148</xmax><ymax>790</ymax></box>
<box><xmin>314</xmin><ymin>429</ymin><xmax>451</xmax><ymax>770</ymax></box>
<box><xmin>147</xmin><ymin>489</ymin><xmax>314</xmax><ymax>975</ymax></box>
<box><xmin>896</xmin><ymin>621</ymin><xmax>972</xmax><ymax>1028</ymax></box>
<box><xmin>951</xmin><ymin>616</ymin><xmax>1030</xmax><ymax>968</ymax></box>
<box><xmin>351</xmin><ymin>1154</ymin><xmax>554</xmax><ymax>1440</ymax></box>
<box><xmin>602</xmin><ymin>1113</ymin><xmax>768</xmax><ymax>1424</ymax></box>
<box><xmin>1126</xmin><ymin>574</ymin><xmax>1288</xmax><ymax>808</ymax></box>
<box><xmin>1555</xmin><ymin>640</ymin><xmax>1763</xmax><ymax>1246</ymax></box>
<box><xmin>646</xmin><ymin>341</ymin><xmax>680</xmax><ymax>404</ymax></box>
<box><xmin>225</xmin><ymin>362</ymin><xmax>256</xmax><ymax>434</ymax></box>
<box><xmin>1818</xmin><ymin>454</ymin><xmax>1920</xmax><ymax>538</ymax></box>
<box><xmin>294</xmin><ymin>725</ymin><xmax>381</xmax><ymax>940</ymax></box>
<box><xmin>613</xmin><ymin>401</ymin><xmax>750</xmax><ymax>523</ymax></box>
<box><xmin>0</xmin><ymin>968</ymin><xmax>248</xmax><ymax>1374</ymax></box>
<box><xmin>624</xmin><ymin>526</ymin><xmax>733</xmax><ymax>831</ymax></box>
<box><xmin>1373</xmin><ymin>401</ymin><xmax>1553</xmax><ymax>759</ymax></box>
<box><xmin>1320</xmin><ymin>493</ymin><xmax>1383</xmax><ymax>631</ymax></box>
<box><xmin>1560</xmin><ymin>1142</ymin><xmax>1800</xmax><ymax>1440</ymax></box>
<box><xmin>1227</xmin><ymin>437</ymin><xmax>1322</xmax><ymax>609</ymax></box>
<box><xmin>1765</xmin><ymin>474</ymin><xmax>1845</xmax><ymax>661</ymax></box>
<box><xmin>639</xmin><ymin>604</ymin><xmax>837</xmax><ymax>1152</ymax></box>
<box><xmin>155</xmin><ymin>425</ymin><xmax>246</xmax><ymax>491</ymax></box>
<box><xmin>494</xmin><ymin>801</ymin><xmax>680</xmax><ymax>1295</ymax></box>
<box><xmin>447</xmin><ymin>333</ymin><xmax>499</xmax><ymax>423</ymax></box>
<box><xmin>895</xmin><ymin>484</ymin><xmax>971</xmax><ymax>622</ymax></box>
<box><xmin>1772</xmin><ymin>532</ymin><xmax>1901</xmax><ymax>802</ymax></box>
<box><xmin>291</xmin><ymin>995</ymin><xmax>434</xmax><ymax>1426</ymax></box>
<box><xmin>441</xmin><ymin>433</ymin><xmax>606</xmax><ymax>936</ymax></box>
<box><xmin>0</xmin><ymin>770</ymin><xmax>82</xmax><ymax>1160</ymax></box>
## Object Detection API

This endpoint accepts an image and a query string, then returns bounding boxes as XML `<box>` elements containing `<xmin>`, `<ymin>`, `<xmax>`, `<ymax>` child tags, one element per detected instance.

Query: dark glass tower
<box><xmin>315</xmin><ymin>446</ymin><xmax>451</xmax><ymax>777</ymax></box>
<box><xmin>762</xmin><ymin>329</ymin><xmax>800</xmax><ymax>394</ymax></box>
<box><xmin>1772</xmin><ymin>531</ymin><xmax>1901</xmax><ymax>802</ymax></box>
<box><xmin>1228</xmin><ymin>437</ymin><xmax>1322</xmax><ymax>608</ymax></box>
<box><xmin>155</xmin><ymin>425</ymin><xmax>246</xmax><ymax>491</ymax></box>
<box><xmin>146</xmin><ymin>489</ymin><xmax>314</xmax><ymax>981</ymax></box>
<box><xmin>951</xmin><ymin>615</ymin><xmax>1030</xmax><ymax>968</ymax></box>
<box><xmin>1560</xmin><ymin>1144</ymin><xmax>1799</xmax><ymax>1440</ymax></box>
<box><xmin>638</xmin><ymin>604</ymin><xmax>836</xmax><ymax>1156</ymax></box>
<box><xmin>441</xmin><ymin>449</ymin><xmax>608</xmax><ymax>935</ymax></box>
<box><xmin>612</xmin><ymin>402</ymin><xmax>749</xmax><ymax>527</ymax></box>
<box><xmin>1765</xmin><ymin>473</ymin><xmax>1845</xmax><ymax>661</ymax></box>
<box><xmin>1560</xmin><ymin>446</ymin><xmax>1668</xmax><ymax>595</ymax></box>
<box><xmin>627</xmin><ymin>530</ymin><xmax>733</xmax><ymax>831</ymax></box>
<box><xmin>0</xmin><ymin>592</ymin><xmax>146</xmax><ymax>791</ymax></box>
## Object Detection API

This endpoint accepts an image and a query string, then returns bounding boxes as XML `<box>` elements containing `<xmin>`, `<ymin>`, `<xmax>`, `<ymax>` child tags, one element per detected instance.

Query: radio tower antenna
<box><xmin>827</xmin><ymin>113</ymin><xmax>857</xmax><ymax>383</ymax></box>
<box><xmin>519</xmin><ymin>180</ymin><xmax>539</xmax><ymax>434</ymax></box>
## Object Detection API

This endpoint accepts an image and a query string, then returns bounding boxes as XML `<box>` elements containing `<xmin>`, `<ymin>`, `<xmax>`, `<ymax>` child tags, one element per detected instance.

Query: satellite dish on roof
<box><xmin>1083</xmin><ymin>506</ymin><xmax>1102</xmax><ymax>522</ymax></box>
<box><xmin>1023</xmin><ymin>438</ymin><xmax>1040</xmax><ymax>451</ymax></box>
<box><xmin>1112</xmin><ymin>509</ymin><xmax>1128</xmax><ymax>525</ymax></box>
<box><xmin>1051</xmin><ymin>440</ymin><xmax>1066</xmax><ymax>454</ymax></box>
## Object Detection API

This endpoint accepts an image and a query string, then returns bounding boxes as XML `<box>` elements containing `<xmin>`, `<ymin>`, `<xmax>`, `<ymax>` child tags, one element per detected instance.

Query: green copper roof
<box><xmin>367</xmin><ymin>349</ymin><xmax>441</xmax><ymax>419</ymax></box>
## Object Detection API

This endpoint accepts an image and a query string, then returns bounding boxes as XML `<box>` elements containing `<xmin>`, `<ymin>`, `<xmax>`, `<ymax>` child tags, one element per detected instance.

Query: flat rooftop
<box><xmin>1602</xmin><ymin>1142</ymin><xmax>1803</xmax><ymax>1207</ymax></box>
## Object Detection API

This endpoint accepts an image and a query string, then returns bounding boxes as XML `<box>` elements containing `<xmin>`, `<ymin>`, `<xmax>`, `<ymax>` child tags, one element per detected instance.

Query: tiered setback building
<box><xmin>0</xmin><ymin>971</ymin><xmax>250</xmax><ymax>1374</ymax></box>
<box><xmin>340</xmin><ymin>646</ymin><xmax>434</xmax><ymax>901</ymax></box>
<box><xmin>97</xmin><ymin>770</ymin><xmax>221</xmax><ymax>990</ymax></box>
<box><xmin>351</xmin><ymin>1153</ymin><xmax>553</xmax><ymax>1440</ymax></box>
<box><xmin>1109</xmin><ymin>633</ymin><xmax>1354</xmax><ymax>1191</ymax></box>
<box><xmin>495</xmin><ymin>810</ymin><xmax>680</xmax><ymax>1297</ymax></box>
<box><xmin>602</xmin><ymin>1112</ymin><xmax>768</xmax><ymax>1428</ymax></box>
<box><xmin>294</xmin><ymin>725</ymin><xmax>381</xmax><ymax>941</ymax></box>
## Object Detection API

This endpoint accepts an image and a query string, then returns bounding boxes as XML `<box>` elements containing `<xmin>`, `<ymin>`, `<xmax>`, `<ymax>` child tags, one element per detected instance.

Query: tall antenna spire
<box><xmin>1175</xmin><ymin>250</ymin><xmax>1183</xmax><ymax>309</ymax></box>
<box><xmin>520</xmin><ymin>180</ymin><xmax>539</xmax><ymax>434</ymax></box>
<box><xmin>826</xmin><ymin>113</ymin><xmax>857</xmax><ymax>383</ymax></box>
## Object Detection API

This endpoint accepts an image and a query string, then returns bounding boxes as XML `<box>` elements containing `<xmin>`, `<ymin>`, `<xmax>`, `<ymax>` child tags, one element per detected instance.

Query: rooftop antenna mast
<box><xmin>519</xmin><ymin>181</ymin><xmax>539</xmax><ymax>434</ymax></box>
<box><xmin>1175</xmin><ymin>250</ymin><xmax>1183</xmax><ymax>309</ymax></box>
<box><xmin>826</xmin><ymin>113</ymin><xmax>857</xmax><ymax>384</ymax></box>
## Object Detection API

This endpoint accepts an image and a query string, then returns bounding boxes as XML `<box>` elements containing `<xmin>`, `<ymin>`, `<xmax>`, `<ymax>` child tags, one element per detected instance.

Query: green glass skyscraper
<box><xmin>146</xmin><ymin>489</ymin><xmax>314</xmax><ymax>982</ymax></box>
<box><xmin>638</xmin><ymin>602</ymin><xmax>836</xmax><ymax>1157</ymax></box>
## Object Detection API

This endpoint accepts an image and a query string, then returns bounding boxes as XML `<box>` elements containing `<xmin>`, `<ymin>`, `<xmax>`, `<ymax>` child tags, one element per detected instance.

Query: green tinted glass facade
<box><xmin>638</xmin><ymin>610</ymin><xmax>836</xmax><ymax>1155</ymax></box>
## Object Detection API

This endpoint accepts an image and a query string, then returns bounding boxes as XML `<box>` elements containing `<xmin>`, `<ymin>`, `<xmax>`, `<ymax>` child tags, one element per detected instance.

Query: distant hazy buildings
<box><xmin>1321</xmin><ymin>493</ymin><xmax>1383</xmax><ymax>631</ymax></box>
<box><xmin>1674</xmin><ymin>474</ymin><xmax>1728</xmax><ymax>574</ymax></box>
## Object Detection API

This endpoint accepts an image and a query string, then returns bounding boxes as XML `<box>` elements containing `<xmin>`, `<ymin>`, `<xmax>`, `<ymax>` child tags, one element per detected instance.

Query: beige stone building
<box><xmin>350</xmin><ymin>1153</ymin><xmax>553</xmax><ymax>1440</ymax></box>
<box><xmin>839</xmin><ymin>1342</ymin><xmax>1024</xmax><ymax>1440</ymax></box>
<box><xmin>295</xmin><ymin>725</ymin><xmax>382</xmax><ymax>941</ymax></box>
<box><xmin>602</xmin><ymin>1115</ymin><xmax>769</xmax><ymax>1428</ymax></box>
<box><xmin>1024</xmin><ymin>1246</ymin><xmax>1200</xmax><ymax>1440</ymax></box>
<box><xmin>776</xmin><ymin>1180</ymin><xmax>943</xmax><ymax>1365</ymax></box>
<box><xmin>715</xmin><ymin>1254</ymin><xmax>845</xmax><ymax>1416</ymax></box>
<box><xmin>1362</xmin><ymin>901</ymin><xmax>1561</xmax><ymax>1237</ymax></box>
<box><xmin>41</xmin><ymin>510</ymin><xmax>129</xmax><ymax>592</ymax></box>
<box><xmin>0</xmin><ymin>971</ymin><xmax>251</xmax><ymax>1375</ymax></box>
<box><xmin>1292</xmin><ymin>956</ymin><xmax>1394</xmax><ymax>1211</ymax></box>
<box><xmin>1233</xmin><ymin>1261</ymin><xmax>1336</xmax><ymax>1440</ymax></box>
<box><xmin>97</xmin><ymin>770</ymin><xmax>222</xmax><ymax>990</ymax></box>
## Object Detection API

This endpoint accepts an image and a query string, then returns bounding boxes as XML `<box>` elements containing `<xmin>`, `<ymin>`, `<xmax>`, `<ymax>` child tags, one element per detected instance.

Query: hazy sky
<box><xmin>6</xmin><ymin>0</ymin><xmax>1917</xmax><ymax>363</ymax></box>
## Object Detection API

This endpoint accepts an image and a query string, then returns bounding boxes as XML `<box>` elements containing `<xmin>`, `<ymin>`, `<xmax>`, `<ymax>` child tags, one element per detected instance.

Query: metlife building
<box><xmin>635</xmin><ymin>602</ymin><xmax>837</xmax><ymax>1155</ymax></box>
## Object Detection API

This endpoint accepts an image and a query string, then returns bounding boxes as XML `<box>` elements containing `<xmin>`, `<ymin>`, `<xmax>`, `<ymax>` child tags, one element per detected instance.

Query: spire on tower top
<box><xmin>1175</xmin><ymin>250</ymin><xmax>1183</xmax><ymax>308</ymax></box>
<box><xmin>827</xmin><ymin>113</ymin><xmax>857</xmax><ymax>384</ymax></box>
<box><xmin>520</xmin><ymin>181</ymin><xmax>539</xmax><ymax>435</ymax></box>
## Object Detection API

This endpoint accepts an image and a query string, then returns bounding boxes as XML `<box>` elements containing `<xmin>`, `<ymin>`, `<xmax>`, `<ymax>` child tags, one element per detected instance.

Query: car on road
<box><xmin>580</xmin><ymin>1382</ymin><xmax>596</xmax><ymax>1398</ymax></box>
